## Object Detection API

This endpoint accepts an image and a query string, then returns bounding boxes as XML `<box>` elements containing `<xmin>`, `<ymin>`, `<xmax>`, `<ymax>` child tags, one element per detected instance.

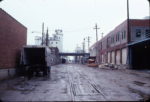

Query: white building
<box><xmin>75</xmin><ymin>46</ymin><xmax>83</xmax><ymax>53</ymax></box>
<box><xmin>35</xmin><ymin>29</ymin><xmax>63</xmax><ymax>52</ymax></box>
<box><xmin>35</xmin><ymin>36</ymin><xmax>42</xmax><ymax>45</ymax></box>
<box><xmin>49</xmin><ymin>29</ymin><xmax>63</xmax><ymax>52</ymax></box>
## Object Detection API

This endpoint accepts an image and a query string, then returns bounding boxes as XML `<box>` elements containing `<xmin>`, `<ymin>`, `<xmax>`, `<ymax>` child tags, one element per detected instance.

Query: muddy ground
<box><xmin>0</xmin><ymin>64</ymin><xmax>150</xmax><ymax>101</ymax></box>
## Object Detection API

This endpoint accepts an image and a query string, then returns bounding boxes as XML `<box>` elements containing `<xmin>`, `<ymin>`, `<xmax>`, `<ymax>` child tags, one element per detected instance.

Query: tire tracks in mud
<box><xmin>66</xmin><ymin>65</ymin><xmax>107</xmax><ymax>101</ymax></box>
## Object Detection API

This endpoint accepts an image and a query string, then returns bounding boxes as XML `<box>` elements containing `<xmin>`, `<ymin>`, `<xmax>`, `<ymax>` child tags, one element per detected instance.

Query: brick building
<box><xmin>90</xmin><ymin>19</ymin><xmax>150</xmax><ymax>69</ymax></box>
<box><xmin>0</xmin><ymin>8</ymin><xmax>27</xmax><ymax>80</ymax></box>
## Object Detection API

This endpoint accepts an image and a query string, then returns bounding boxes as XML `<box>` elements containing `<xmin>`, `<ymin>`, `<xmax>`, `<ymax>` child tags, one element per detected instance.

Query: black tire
<box><xmin>27</xmin><ymin>67</ymin><xmax>33</xmax><ymax>80</ymax></box>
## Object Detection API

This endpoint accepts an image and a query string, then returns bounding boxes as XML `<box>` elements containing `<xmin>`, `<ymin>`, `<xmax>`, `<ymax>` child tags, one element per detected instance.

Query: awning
<box><xmin>128</xmin><ymin>38</ymin><xmax>150</xmax><ymax>46</ymax></box>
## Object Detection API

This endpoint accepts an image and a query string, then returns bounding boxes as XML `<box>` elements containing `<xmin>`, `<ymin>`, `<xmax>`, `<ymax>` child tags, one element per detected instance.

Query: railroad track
<box><xmin>66</xmin><ymin>65</ymin><xmax>107</xmax><ymax>101</ymax></box>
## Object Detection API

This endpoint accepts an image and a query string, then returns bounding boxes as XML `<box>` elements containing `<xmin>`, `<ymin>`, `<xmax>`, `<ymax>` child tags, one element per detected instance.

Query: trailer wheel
<box><xmin>27</xmin><ymin>67</ymin><xmax>34</xmax><ymax>80</ymax></box>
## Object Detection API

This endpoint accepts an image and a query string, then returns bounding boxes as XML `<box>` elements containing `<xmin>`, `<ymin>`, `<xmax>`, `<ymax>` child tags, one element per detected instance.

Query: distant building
<box><xmin>74</xmin><ymin>46</ymin><xmax>84</xmax><ymax>63</ymax></box>
<box><xmin>49</xmin><ymin>29</ymin><xmax>63</xmax><ymax>52</ymax></box>
<box><xmin>49</xmin><ymin>47</ymin><xmax>61</xmax><ymax>65</ymax></box>
<box><xmin>35</xmin><ymin>29</ymin><xmax>63</xmax><ymax>52</ymax></box>
<box><xmin>35</xmin><ymin>36</ymin><xmax>42</xmax><ymax>45</ymax></box>
<box><xmin>90</xmin><ymin>19</ymin><xmax>150</xmax><ymax>69</ymax></box>
<box><xmin>75</xmin><ymin>46</ymin><xmax>83</xmax><ymax>53</ymax></box>
<box><xmin>0</xmin><ymin>8</ymin><xmax>27</xmax><ymax>80</ymax></box>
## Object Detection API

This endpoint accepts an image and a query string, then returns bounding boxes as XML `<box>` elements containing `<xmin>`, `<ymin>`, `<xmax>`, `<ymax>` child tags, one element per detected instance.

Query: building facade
<box><xmin>90</xmin><ymin>19</ymin><xmax>150</xmax><ymax>69</ymax></box>
<box><xmin>0</xmin><ymin>8</ymin><xmax>27</xmax><ymax>80</ymax></box>
<box><xmin>49</xmin><ymin>29</ymin><xmax>63</xmax><ymax>52</ymax></box>
<box><xmin>49</xmin><ymin>47</ymin><xmax>61</xmax><ymax>65</ymax></box>
<box><xmin>35</xmin><ymin>29</ymin><xmax>63</xmax><ymax>52</ymax></box>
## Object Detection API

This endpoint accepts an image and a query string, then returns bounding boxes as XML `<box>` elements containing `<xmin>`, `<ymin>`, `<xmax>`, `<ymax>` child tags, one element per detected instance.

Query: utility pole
<box><xmin>93</xmin><ymin>23</ymin><xmax>100</xmax><ymax>64</ymax></box>
<box><xmin>127</xmin><ymin>0</ymin><xmax>131</xmax><ymax>67</ymax></box>
<box><xmin>93</xmin><ymin>23</ymin><xmax>100</xmax><ymax>42</ymax></box>
<box><xmin>148</xmin><ymin>0</ymin><xmax>150</xmax><ymax>27</ymax></box>
<box><xmin>46</xmin><ymin>27</ymin><xmax>49</xmax><ymax>46</ymax></box>
<box><xmin>101</xmin><ymin>33</ymin><xmax>104</xmax><ymax>39</ymax></box>
<box><xmin>42</xmin><ymin>22</ymin><xmax>44</xmax><ymax>45</ymax></box>
<box><xmin>87</xmin><ymin>36</ymin><xmax>90</xmax><ymax>51</ymax></box>
<box><xmin>127</xmin><ymin>0</ymin><xmax>130</xmax><ymax>42</ymax></box>
<box><xmin>83</xmin><ymin>38</ymin><xmax>85</xmax><ymax>53</ymax></box>
<box><xmin>82</xmin><ymin>38</ymin><xmax>85</xmax><ymax>53</ymax></box>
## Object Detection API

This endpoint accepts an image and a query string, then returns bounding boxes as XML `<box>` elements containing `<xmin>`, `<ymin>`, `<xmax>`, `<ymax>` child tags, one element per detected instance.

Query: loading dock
<box><xmin>129</xmin><ymin>39</ymin><xmax>150</xmax><ymax>69</ymax></box>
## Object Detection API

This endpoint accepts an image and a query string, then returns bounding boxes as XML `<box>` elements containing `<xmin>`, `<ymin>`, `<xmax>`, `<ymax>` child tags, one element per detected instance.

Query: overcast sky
<box><xmin>0</xmin><ymin>0</ymin><xmax>149</xmax><ymax>52</ymax></box>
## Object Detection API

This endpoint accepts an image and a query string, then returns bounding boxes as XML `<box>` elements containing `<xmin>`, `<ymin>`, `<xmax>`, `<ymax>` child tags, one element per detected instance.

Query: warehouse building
<box><xmin>0</xmin><ymin>8</ymin><xmax>27</xmax><ymax>80</ymax></box>
<box><xmin>90</xmin><ymin>19</ymin><xmax>150</xmax><ymax>69</ymax></box>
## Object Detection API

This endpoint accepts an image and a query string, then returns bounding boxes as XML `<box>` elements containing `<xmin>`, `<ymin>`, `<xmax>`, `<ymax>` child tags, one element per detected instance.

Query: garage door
<box><xmin>122</xmin><ymin>48</ymin><xmax>127</xmax><ymax>64</ymax></box>
<box><xmin>108</xmin><ymin>52</ymin><xmax>111</xmax><ymax>63</ymax></box>
<box><xmin>116</xmin><ymin>50</ymin><xmax>121</xmax><ymax>65</ymax></box>
<box><xmin>111</xmin><ymin>51</ymin><xmax>115</xmax><ymax>64</ymax></box>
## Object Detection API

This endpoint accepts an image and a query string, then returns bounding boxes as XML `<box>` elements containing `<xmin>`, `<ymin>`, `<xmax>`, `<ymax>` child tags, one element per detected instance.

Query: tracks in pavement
<box><xmin>66</xmin><ymin>65</ymin><xmax>107</xmax><ymax>101</ymax></box>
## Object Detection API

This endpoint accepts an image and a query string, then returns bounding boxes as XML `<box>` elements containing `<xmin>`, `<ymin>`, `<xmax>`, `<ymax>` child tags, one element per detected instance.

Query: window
<box><xmin>118</xmin><ymin>33</ymin><xmax>120</xmax><ymax>41</ymax></box>
<box><xmin>122</xmin><ymin>32</ymin><xmax>124</xmax><ymax>40</ymax></box>
<box><xmin>111</xmin><ymin>37</ymin><xmax>113</xmax><ymax>43</ymax></box>
<box><xmin>124</xmin><ymin>31</ymin><xmax>126</xmax><ymax>39</ymax></box>
<box><xmin>113</xmin><ymin>36</ymin><xmax>114</xmax><ymax>43</ymax></box>
<box><xmin>51</xmin><ymin>42</ymin><xmax>53</xmax><ymax>44</ymax></box>
<box><xmin>116</xmin><ymin>33</ymin><xmax>120</xmax><ymax>42</ymax></box>
<box><xmin>116</xmin><ymin>34</ymin><xmax>118</xmax><ymax>42</ymax></box>
<box><xmin>145</xmin><ymin>29</ymin><xmax>150</xmax><ymax>38</ymax></box>
<box><xmin>56</xmin><ymin>42</ymin><xmax>57</xmax><ymax>44</ymax></box>
<box><xmin>111</xmin><ymin>36</ymin><xmax>114</xmax><ymax>43</ymax></box>
<box><xmin>122</xmin><ymin>31</ymin><xmax>126</xmax><ymax>40</ymax></box>
<box><xmin>107</xmin><ymin>37</ymin><xmax>111</xmax><ymax>48</ymax></box>
<box><xmin>136</xmin><ymin>29</ymin><xmax>141</xmax><ymax>37</ymax></box>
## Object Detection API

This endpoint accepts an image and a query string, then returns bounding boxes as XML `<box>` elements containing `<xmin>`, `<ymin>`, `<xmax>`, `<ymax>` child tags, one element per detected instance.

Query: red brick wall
<box><xmin>130</xmin><ymin>19</ymin><xmax>150</xmax><ymax>26</ymax></box>
<box><xmin>0</xmin><ymin>8</ymin><xmax>27</xmax><ymax>69</ymax></box>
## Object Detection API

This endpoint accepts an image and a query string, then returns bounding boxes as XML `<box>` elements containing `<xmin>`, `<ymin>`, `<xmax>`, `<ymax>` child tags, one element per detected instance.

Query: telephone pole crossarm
<box><xmin>93</xmin><ymin>23</ymin><xmax>100</xmax><ymax>42</ymax></box>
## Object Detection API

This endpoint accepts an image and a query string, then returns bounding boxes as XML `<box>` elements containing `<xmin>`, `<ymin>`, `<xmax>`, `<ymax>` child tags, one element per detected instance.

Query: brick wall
<box><xmin>0</xmin><ymin>8</ymin><xmax>27</xmax><ymax>69</ymax></box>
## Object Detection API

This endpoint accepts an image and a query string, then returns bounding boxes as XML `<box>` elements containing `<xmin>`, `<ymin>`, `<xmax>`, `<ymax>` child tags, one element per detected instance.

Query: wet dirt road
<box><xmin>0</xmin><ymin>64</ymin><xmax>150</xmax><ymax>101</ymax></box>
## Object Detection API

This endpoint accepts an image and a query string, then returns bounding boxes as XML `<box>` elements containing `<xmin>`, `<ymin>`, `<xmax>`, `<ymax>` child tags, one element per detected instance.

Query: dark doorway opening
<box><xmin>131</xmin><ymin>40</ymin><xmax>150</xmax><ymax>69</ymax></box>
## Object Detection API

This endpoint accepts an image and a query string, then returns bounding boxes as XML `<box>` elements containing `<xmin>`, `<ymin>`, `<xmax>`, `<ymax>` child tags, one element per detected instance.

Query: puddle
<box><xmin>128</xmin><ymin>87</ymin><xmax>150</xmax><ymax>101</ymax></box>
<box><xmin>133</xmin><ymin>81</ymin><xmax>145</xmax><ymax>86</ymax></box>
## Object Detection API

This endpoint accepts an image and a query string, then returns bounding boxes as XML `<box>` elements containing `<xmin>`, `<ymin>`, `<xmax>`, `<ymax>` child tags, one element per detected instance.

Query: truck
<box><xmin>20</xmin><ymin>46</ymin><xmax>52</xmax><ymax>79</ymax></box>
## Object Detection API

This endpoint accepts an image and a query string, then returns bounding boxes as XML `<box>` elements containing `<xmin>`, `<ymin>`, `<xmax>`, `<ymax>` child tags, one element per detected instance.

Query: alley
<box><xmin>0</xmin><ymin>64</ymin><xmax>150</xmax><ymax>101</ymax></box>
